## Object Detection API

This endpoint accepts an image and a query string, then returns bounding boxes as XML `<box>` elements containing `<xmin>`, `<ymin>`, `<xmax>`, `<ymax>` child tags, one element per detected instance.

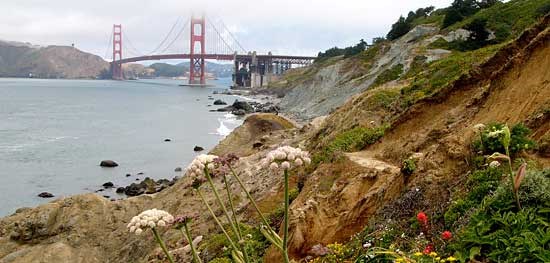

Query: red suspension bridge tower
<box><xmin>189</xmin><ymin>15</ymin><xmax>206</xmax><ymax>85</ymax></box>
<box><xmin>112</xmin><ymin>24</ymin><xmax>123</xmax><ymax>80</ymax></box>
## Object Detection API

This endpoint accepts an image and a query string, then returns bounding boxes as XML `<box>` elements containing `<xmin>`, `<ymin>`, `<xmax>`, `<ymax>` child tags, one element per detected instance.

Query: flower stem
<box><xmin>283</xmin><ymin>169</ymin><xmax>290</xmax><ymax>263</ymax></box>
<box><xmin>228</xmin><ymin>166</ymin><xmax>273</xmax><ymax>230</ymax></box>
<box><xmin>181</xmin><ymin>223</ymin><xmax>202</xmax><ymax>263</ymax></box>
<box><xmin>505</xmin><ymin>148</ymin><xmax>521</xmax><ymax>209</ymax></box>
<box><xmin>223</xmin><ymin>174</ymin><xmax>242</xmax><ymax>238</ymax></box>
<box><xmin>151</xmin><ymin>228</ymin><xmax>175</xmax><ymax>263</ymax></box>
<box><xmin>222</xmin><ymin>173</ymin><xmax>251</xmax><ymax>263</ymax></box>
<box><xmin>196</xmin><ymin>189</ymin><xmax>240</xmax><ymax>253</ymax></box>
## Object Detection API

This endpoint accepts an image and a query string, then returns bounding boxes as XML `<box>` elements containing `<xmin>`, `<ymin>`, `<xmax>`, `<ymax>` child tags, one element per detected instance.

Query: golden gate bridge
<box><xmin>107</xmin><ymin>15</ymin><xmax>316</xmax><ymax>87</ymax></box>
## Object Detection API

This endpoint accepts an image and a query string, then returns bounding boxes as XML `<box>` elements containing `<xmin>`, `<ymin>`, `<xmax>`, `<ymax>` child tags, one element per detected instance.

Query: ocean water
<box><xmin>0</xmin><ymin>78</ymin><xmax>242</xmax><ymax>217</ymax></box>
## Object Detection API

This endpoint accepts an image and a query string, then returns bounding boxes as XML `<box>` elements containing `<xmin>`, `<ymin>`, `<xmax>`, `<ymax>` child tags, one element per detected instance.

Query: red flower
<box><xmin>417</xmin><ymin>212</ymin><xmax>428</xmax><ymax>225</ymax></box>
<box><xmin>441</xmin><ymin>230</ymin><xmax>452</xmax><ymax>240</ymax></box>
<box><xmin>423</xmin><ymin>244</ymin><xmax>434</xmax><ymax>254</ymax></box>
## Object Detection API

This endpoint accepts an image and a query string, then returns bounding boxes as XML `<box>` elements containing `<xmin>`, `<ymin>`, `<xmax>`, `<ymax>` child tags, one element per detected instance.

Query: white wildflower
<box><xmin>489</xmin><ymin>161</ymin><xmax>500</xmax><ymax>168</ymax></box>
<box><xmin>473</xmin><ymin>123</ymin><xmax>486</xmax><ymax>132</ymax></box>
<box><xmin>127</xmin><ymin>208</ymin><xmax>174</xmax><ymax>235</ymax></box>
<box><xmin>186</xmin><ymin>154</ymin><xmax>219</xmax><ymax>177</ymax></box>
<box><xmin>487</xmin><ymin>130</ymin><xmax>504</xmax><ymax>138</ymax></box>
<box><xmin>263</xmin><ymin>146</ymin><xmax>310</xmax><ymax>171</ymax></box>
<box><xmin>363</xmin><ymin>242</ymin><xmax>372</xmax><ymax>248</ymax></box>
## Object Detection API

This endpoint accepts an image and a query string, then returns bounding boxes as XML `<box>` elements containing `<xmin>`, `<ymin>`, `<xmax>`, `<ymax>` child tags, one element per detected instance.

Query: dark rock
<box><xmin>126</xmin><ymin>173</ymin><xmax>131</xmax><ymax>177</ymax></box>
<box><xmin>135</xmin><ymin>178</ymin><xmax>140</xmax><ymax>181</ymax></box>
<box><xmin>208</xmin><ymin>97</ymin><xmax>214</xmax><ymax>100</ymax></box>
<box><xmin>100</xmin><ymin>160</ymin><xmax>118</xmax><ymax>167</ymax></box>
<box><xmin>216</xmin><ymin>107</ymin><xmax>231</xmax><ymax>112</ymax></box>
<box><xmin>95</xmin><ymin>189</ymin><xmax>105</xmax><ymax>192</ymax></box>
<box><xmin>213</xmin><ymin>99</ymin><xmax>227</xmax><ymax>105</ymax></box>
<box><xmin>232</xmin><ymin>100</ymin><xmax>253</xmax><ymax>112</ymax></box>
<box><xmin>174</xmin><ymin>167</ymin><xmax>182</xmax><ymax>172</ymax></box>
<box><xmin>194</xmin><ymin>146</ymin><xmax>204</xmax><ymax>152</ymax></box>
<box><xmin>124</xmin><ymin>183</ymin><xmax>144</xmax><ymax>196</ymax></box>
<box><xmin>164</xmin><ymin>138</ymin><xmax>172</xmax><ymax>142</ymax></box>
<box><xmin>232</xmin><ymin>109</ymin><xmax>246</xmax><ymax>116</ymax></box>
<box><xmin>102</xmin><ymin>195</ymin><xmax>110</xmax><ymax>199</ymax></box>
<box><xmin>116</xmin><ymin>187</ymin><xmax>125</xmax><ymax>194</ymax></box>
<box><xmin>102</xmin><ymin>182</ymin><xmax>114</xmax><ymax>188</ymax></box>
<box><xmin>252</xmin><ymin>142</ymin><xmax>264</xmax><ymax>148</ymax></box>
<box><xmin>37</xmin><ymin>192</ymin><xmax>54</xmax><ymax>198</ymax></box>
<box><xmin>137</xmin><ymin>172</ymin><xmax>144</xmax><ymax>175</ymax></box>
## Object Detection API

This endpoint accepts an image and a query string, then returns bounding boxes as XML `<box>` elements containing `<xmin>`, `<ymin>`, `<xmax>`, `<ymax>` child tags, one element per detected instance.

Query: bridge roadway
<box><xmin>114</xmin><ymin>53</ymin><xmax>316</xmax><ymax>65</ymax></box>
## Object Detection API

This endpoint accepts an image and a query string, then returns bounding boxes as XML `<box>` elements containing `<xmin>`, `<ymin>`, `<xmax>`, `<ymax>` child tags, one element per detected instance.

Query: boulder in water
<box><xmin>174</xmin><ymin>167</ymin><xmax>182</xmax><ymax>172</ymax></box>
<box><xmin>194</xmin><ymin>146</ymin><xmax>204</xmax><ymax>152</ymax></box>
<box><xmin>164</xmin><ymin>138</ymin><xmax>172</xmax><ymax>142</ymax></box>
<box><xmin>102</xmin><ymin>182</ymin><xmax>114</xmax><ymax>188</ymax></box>
<box><xmin>213</xmin><ymin>99</ymin><xmax>227</xmax><ymax>105</ymax></box>
<box><xmin>38</xmin><ymin>192</ymin><xmax>54</xmax><ymax>198</ymax></box>
<box><xmin>100</xmin><ymin>160</ymin><xmax>118</xmax><ymax>167</ymax></box>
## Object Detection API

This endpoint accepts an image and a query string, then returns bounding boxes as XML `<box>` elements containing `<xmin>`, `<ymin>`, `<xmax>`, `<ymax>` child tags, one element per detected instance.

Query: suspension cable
<box><xmin>159</xmin><ymin>19</ymin><xmax>189</xmax><ymax>54</ymax></box>
<box><xmin>146</xmin><ymin>17</ymin><xmax>183</xmax><ymax>55</ymax></box>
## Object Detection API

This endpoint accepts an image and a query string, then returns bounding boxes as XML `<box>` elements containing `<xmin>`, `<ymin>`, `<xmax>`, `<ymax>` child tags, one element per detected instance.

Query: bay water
<box><xmin>0</xmin><ymin>78</ymin><xmax>243</xmax><ymax>217</ymax></box>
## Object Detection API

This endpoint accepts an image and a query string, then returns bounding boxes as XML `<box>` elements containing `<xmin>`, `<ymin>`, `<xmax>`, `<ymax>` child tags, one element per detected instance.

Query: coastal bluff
<box><xmin>0</xmin><ymin>113</ymin><xmax>297</xmax><ymax>263</ymax></box>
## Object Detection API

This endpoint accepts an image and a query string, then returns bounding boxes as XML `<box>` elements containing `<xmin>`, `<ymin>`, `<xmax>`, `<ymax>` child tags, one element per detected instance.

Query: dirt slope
<box><xmin>270</xmin><ymin>16</ymin><xmax>550</xmax><ymax>260</ymax></box>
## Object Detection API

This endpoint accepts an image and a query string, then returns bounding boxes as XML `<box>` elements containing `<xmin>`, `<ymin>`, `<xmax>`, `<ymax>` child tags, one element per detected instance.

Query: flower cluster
<box><xmin>187</xmin><ymin>154</ymin><xmax>218</xmax><ymax>177</ymax></box>
<box><xmin>489</xmin><ymin>160</ymin><xmax>501</xmax><ymax>168</ymax></box>
<box><xmin>172</xmin><ymin>212</ymin><xmax>200</xmax><ymax>229</ymax></box>
<box><xmin>213</xmin><ymin>153</ymin><xmax>239</xmax><ymax>167</ymax></box>
<box><xmin>473</xmin><ymin>123</ymin><xmax>486</xmax><ymax>132</ymax></box>
<box><xmin>263</xmin><ymin>146</ymin><xmax>311</xmax><ymax>171</ymax></box>
<box><xmin>127</xmin><ymin>209</ymin><xmax>174</xmax><ymax>235</ymax></box>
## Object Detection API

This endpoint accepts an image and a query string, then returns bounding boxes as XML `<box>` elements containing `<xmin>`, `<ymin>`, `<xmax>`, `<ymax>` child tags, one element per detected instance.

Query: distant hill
<box><xmin>0</xmin><ymin>40</ymin><xmax>109</xmax><ymax>79</ymax></box>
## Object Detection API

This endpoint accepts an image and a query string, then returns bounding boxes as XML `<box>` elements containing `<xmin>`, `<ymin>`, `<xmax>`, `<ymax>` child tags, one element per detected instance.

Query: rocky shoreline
<box><xmin>32</xmin><ymin>88</ymin><xmax>283</xmax><ymax>209</ymax></box>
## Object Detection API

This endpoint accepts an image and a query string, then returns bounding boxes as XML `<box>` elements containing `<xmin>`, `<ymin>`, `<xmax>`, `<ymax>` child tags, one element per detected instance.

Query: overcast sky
<box><xmin>0</xmin><ymin>0</ymin><xmax>454</xmax><ymax>60</ymax></box>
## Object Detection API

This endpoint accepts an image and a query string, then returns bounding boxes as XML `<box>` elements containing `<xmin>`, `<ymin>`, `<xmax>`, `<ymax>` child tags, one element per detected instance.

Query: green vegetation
<box><xmin>200</xmin><ymin>223</ymin><xmax>271</xmax><ymax>262</ymax></box>
<box><xmin>312</xmin><ymin>125</ymin><xmax>388</xmax><ymax>165</ymax></box>
<box><xmin>400</xmin><ymin>43</ymin><xmax>503</xmax><ymax>107</ymax></box>
<box><xmin>316</xmin><ymin>39</ymin><xmax>368</xmax><ymax>61</ymax></box>
<box><xmin>450</xmin><ymin>169</ymin><xmax>550</xmax><ymax>262</ymax></box>
<box><xmin>371</xmin><ymin>64</ymin><xmax>404</xmax><ymax>87</ymax></box>
<box><xmin>401</xmin><ymin>158</ymin><xmax>417</xmax><ymax>176</ymax></box>
<box><xmin>149</xmin><ymin>63</ymin><xmax>184</xmax><ymax>77</ymax></box>
<box><xmin>472</xmin><ymin>123</ymin><xmax>536</xmax><ymax>156</ymax></box>
<box><xmin>447</xmin><ymin>0</ymin><xmax>550</xmax><ymax>42</ymax></box>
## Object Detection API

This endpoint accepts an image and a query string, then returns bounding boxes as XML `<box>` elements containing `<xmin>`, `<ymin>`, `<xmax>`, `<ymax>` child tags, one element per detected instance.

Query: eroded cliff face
<box><xmin>275</xmin><ymin>24</ymin><xmax>473</xmax><ymax>120</ymax></box>
<box><xmin>265</xmin><ymin>16</ymin><xmax>550</xmax><ymax>261</ymax></box>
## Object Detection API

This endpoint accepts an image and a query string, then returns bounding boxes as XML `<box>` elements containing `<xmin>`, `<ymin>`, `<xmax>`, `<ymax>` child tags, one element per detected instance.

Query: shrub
<box><xmin>473</xmin><ymin>123</ymin><xmax>535</xmax><ymax>156</ymax></box>
<box><xmin>401</xmin><ymin>158</ymin><xmax>417</xmax><ymax>176</ymax></box>
<box><xmin>371</xmin><ymin>64</ymin><xmax>404</xmax><ymax>87</ymax></box>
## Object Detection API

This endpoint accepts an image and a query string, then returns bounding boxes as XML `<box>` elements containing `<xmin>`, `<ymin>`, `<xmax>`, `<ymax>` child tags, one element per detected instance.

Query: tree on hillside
<box><xmin>442</xmin><ymin>0</ymin><xmax>501</xmax><ymax>28</ymax></box>
<box><xmin>387</xmin><ymin>16</ymin><xmax>411</xmax><ymax>40</ymax></box>
<box><xmin>387</xmin><ymin>6</ymin><xmax>435</xmax><ymax>41</ymax></box>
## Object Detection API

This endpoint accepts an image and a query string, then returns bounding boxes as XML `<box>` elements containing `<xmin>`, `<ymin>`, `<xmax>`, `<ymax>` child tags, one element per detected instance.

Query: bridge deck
<box><xmin>114</xmin><ymin>53</ymin><xmax>316</xmax><ymax>64</ymax></box>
